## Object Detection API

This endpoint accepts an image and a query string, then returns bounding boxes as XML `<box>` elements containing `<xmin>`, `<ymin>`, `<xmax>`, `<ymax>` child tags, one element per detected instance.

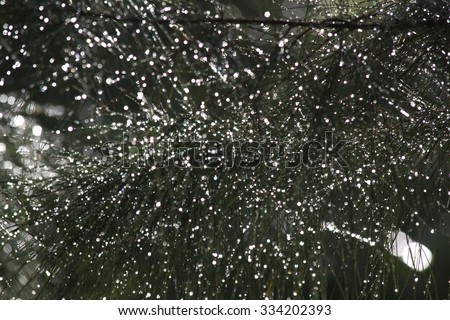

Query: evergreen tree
<box><xmin>0</xmin><ymin>0</ymin><xmax>449</xmax><ymax>299</ymax></box>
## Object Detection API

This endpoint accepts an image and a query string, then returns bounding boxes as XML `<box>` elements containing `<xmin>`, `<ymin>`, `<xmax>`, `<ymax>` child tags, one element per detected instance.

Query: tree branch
<box><xmin>74</xmin><ymin>10</ymin><xmax>448</xmax><ymax>32</ymax></box>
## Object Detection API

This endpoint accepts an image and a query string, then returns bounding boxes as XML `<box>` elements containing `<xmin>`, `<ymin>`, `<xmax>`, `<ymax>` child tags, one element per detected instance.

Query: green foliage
<box><xmin>0</xmin><ymin>0</ymin><xmax>449</xmax><ymax>299</ymax></box>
